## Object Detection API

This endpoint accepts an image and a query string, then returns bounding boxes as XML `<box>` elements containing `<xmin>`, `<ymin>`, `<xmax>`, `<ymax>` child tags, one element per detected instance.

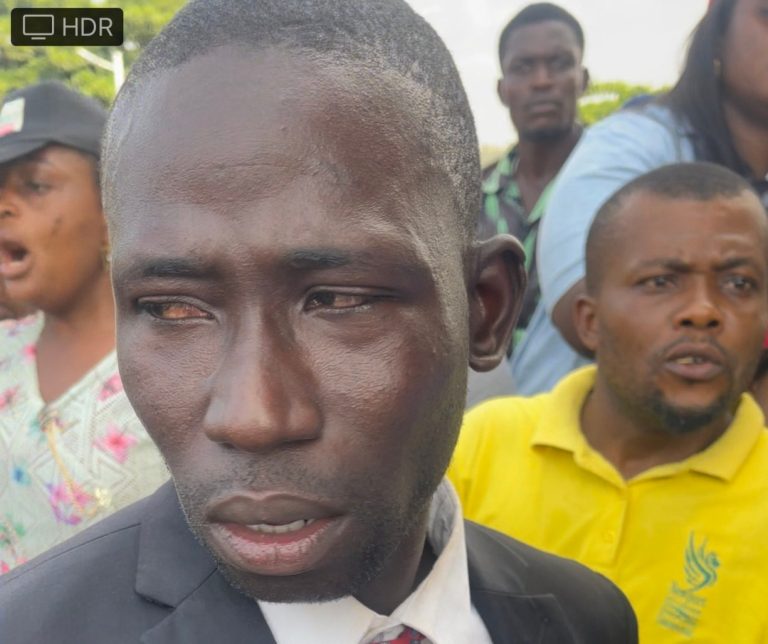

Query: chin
<box><xmin>520</xmin><ymin>125</ymin><xmax>571</xmax><ymax>142</ymax></box>
<box><xmin>649</xmin><ymin>392</ymin><xmax>733</xmax><ymax>435</ymax></box>
<box><xmin>215</xmin><ymin>563</ymin><xmax>358</xmax><ymax>604</ymax></box>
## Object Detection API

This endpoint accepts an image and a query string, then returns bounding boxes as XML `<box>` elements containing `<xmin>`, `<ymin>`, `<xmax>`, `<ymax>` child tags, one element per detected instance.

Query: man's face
<box><xmin>0</xmin><ymin>146</ymin><xmax>105</xmax><ymax>312</ymax></box>
<box><xmin>497</xmin><ymin>20</ymin><xmax>585</xmax><ymax>141</ymax></box>
<box><xmin>583</xmin><ymin>191</ymin><xmax>768</xmax><ymax>434</ymax></box>
<box><xmin>109</xmin><ymin>47</ymin><xmax>472</xmax><ymax>605</ymax></box>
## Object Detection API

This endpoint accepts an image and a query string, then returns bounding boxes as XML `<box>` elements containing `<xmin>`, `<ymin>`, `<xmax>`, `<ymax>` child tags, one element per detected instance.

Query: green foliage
<box><xmin>1</xmin><ymin>6</ymin><xmax>669</xmax><ymax>128</ymax></box>
<box><xmin>0</xmin><ymin>0</ymin><xmax>185</xmax><ymax>104</ymax></box>
<box><xmin>579</xmin><ymin>81</ymin><xmax>668</xmax><ymax>126</ymax></box>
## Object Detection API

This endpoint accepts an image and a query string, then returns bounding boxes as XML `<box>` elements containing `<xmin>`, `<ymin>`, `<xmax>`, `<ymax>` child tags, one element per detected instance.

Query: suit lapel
<box><xmin>470</xmin><ymin>588</ymin><xmax>576</xmax><ymax>644</ymax></box>
<box><xmin>140</xmin><ymin>570</ymin><xmax>276</xmax><ymax>644</ymax></box>
<box><xmin>134</xmin><ymin>483</ymin><xmax>276</xmax><ymax>644</ymax></box>
<box><xmin>465</xmin><ymin>521</ymin><xmax>577</xmax><ymax>644</ymax></box>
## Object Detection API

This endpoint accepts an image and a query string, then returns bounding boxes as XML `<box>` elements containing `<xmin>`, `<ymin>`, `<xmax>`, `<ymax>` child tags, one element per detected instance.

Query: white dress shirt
<box><xmin>259</xmin><ymin>479</ymin><xmax>493</xmax><ymax>644</ymax></box>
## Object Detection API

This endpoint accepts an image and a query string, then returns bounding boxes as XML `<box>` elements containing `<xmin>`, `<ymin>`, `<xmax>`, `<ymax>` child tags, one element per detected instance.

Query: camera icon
<box><xmin>22</xmin><ymin>14</ymin><xmax>55</xmax><ymax>41</ymax></box>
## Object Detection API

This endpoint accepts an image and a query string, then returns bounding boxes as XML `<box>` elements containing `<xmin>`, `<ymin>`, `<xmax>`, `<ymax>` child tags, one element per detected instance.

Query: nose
<box><xmin>0</xmin><ymin>186</ymin><xmax>17</xmax><ymax>222</ymax></box>
<box><xmin>674</xmin><ymin>280</ymin><xmax>723</xmax><ymax>331</ymax></box>
<box><xmin>203</xmin><ymin>317</ymin><xmax>322</xmax><ymax>452</ymax></box>
<box><xmin>530</xmin><ymin>62</ymin><xmax>555</xmax><ymax>88</ymax></box>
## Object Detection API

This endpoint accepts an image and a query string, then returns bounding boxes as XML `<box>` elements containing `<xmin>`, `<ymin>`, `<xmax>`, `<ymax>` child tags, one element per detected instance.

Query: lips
<box><xmin>204</xmin><ymin>491</ymin><xmax>348</xmax><ymax>576</ymax></box>
<box><xmin>0</xmin><ymin>237</ymin><xmax>31</xmax><ymax>280</ymax></box>
<box><xmin>663</xmin><ymin>342</ymin><xmax>725</xmax><ymax>382</ymax></box>
<box><xmin>526</xmin><ymin>100</ymin><xmax>561</xmax><ymax>115</ymax></box>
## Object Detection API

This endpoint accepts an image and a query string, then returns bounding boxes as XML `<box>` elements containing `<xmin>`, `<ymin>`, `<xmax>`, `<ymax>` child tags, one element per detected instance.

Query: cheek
<box><xmin>35</xmin><ymin>204</ymin><xmax>104</xmax><ymax>268</ymax></box>
<box><xmin>116</xmin><ymin>323</ymin><xmax>215</xmax><ymax>458</ymax></box>
<box><xmin>728</xmin><ymin>315</ymin><xmax>766</xmax><ymax>376</ymax></box>
<box><xmin>500</xmin><ymin>82</ymin><xmax>524</xmax><ymax>108</ymax></box>
<box><xmin>594</xmin><ymin>310</ymin><xmax>653</xmax><ymax>368</ymax></box>
<box><xmin>316</xmin><ymin>323</ymin><xmax>462</xmax><ymax>474</ymax></box>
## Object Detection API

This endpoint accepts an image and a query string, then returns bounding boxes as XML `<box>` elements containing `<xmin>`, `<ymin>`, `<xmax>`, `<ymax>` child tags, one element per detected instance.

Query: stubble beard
<box><xmin>171</xmin><ymin>468</ymin><xmax>434</xmax><ymax>605</ymax></box>
<box><xmin>518</xmin><ymin>124</ymin><xmax>572</xmax><ymax>143</ymax></box>
<box><xmin>644</xmin><ymin>388</ymin><xmax>734</xmax><ymax>435</ymax></box>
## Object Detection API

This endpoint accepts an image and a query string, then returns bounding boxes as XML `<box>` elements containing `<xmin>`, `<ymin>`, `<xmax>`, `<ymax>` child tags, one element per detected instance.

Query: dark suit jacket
<box><xmin>0</xmin><ymin>482</ymin><xmax>637</xmax><ymax>643</ymax></box>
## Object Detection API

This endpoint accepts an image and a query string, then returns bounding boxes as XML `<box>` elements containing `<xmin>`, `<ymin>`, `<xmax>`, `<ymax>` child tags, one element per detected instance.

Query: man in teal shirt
<box><xmin>469</xmin><ymin>3</ymin><xmax>588</xmax><ymax>402</ymax></box>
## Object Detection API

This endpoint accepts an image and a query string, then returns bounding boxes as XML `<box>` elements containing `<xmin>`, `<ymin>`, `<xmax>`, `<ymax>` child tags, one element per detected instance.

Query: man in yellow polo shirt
<box><xmin>450</xmin><ymin>162</ymin><xmax>768</xmax><ymax>643</ymax></box>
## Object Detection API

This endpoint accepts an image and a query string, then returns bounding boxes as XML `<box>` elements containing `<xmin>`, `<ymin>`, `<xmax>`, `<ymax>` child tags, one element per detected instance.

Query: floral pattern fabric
<box><xmin>0</xmin><ymin>314</ymin><xmax>168</xmax><ymax>573</ymax></box>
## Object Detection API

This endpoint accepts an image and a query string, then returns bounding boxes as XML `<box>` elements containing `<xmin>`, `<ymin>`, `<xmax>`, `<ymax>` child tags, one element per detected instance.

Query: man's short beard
<box><xmin>172</xmin><ymin>465</ymin><xmax>436</xmax><ymax>605</ymax></box>
<box><xmin>646</xmin><ymin>389</ymin><xmax>733</xmax><ymax>435</ymax></box>
<box><xmin>519</xmin><ymin>125</ymin><xmax>572</xmax><ymax>143</ymax></box>
<box><xmin>208</xmin><ymin>526</ymin><xmax>395</xmax><ymax>604</ymax></box>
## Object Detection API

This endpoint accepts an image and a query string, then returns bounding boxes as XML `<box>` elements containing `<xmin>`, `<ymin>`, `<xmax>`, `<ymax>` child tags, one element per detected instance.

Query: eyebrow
<box><xmin>285</xmin><ymin>249</ymin><xmax>353</xmax><ymax>270</ymax></box>
<box><xmin>0</xmin><ymin>155</ymin><xmax>51</xmax><ymax>178</ymax></box>
<box><xmin>632</xmin><ymin>257</ymin><xmax>762</xmax><ymax>273</ymax></box>
<box><xmin>282</xmin><ymin>247</ymin><xmax>429</xmax><ymax>279</ymax></box>
<box><xmin>119</xmin><ymin>257</ymin><xmax>219</xmax><ymax>283</ymax></box>
<box><xmin>118</xmin><ymin>247</ymin><xmax>427</xmax><ymax>283</ymax></box>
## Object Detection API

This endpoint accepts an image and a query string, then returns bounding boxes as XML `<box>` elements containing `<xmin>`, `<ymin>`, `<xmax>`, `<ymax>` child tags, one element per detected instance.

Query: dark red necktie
<box><xmin>368</xmin><ymin>625</ymin><xmax>427</xmax><ymax>643</ymax></box>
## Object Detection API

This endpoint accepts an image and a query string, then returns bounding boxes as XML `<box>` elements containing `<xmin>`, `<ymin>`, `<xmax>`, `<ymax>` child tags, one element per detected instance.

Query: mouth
<box><xmin>526</xmin><ymin>100</ymin><xmax>561</xmax><ymax>115</ymax></box>
<box><xmin>663</xmin><ymin>343</ymin><xmax>724</xmax><ymax>382</ymax></box>
<box><xmin>0</xmin><ymin>239</ymin><xmax>31</xmax><ymax>280</ymax></box>
<box><xmin>204</xmin><ymin>492</ymin><xmax>348</xmax><ymax>576</ymax></box>
<box><xmin>245</xmin><ymin>518</ymin><xmax>316</xmax><ymax>534</ymax></box>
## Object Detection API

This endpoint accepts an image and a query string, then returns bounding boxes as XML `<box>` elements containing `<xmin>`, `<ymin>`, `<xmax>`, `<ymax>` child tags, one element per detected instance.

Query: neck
<box><xmin>723</xmin><ymin>102</ymin><xmax>768</xmax><ymax>178</ymax></box>
<box><xmin>580</xmin><ymin>377</ymin><xmax>733</xmax><ymax>480</ymax></box>
<box><xmin>515</xmin><ymin>125</ymin><xmax>582</xmax><ymax>180</ymax></box>
<box><xmin>355</xmin><ymin>508</ymin><xmax>434</xmax><ymax>615</ymax></box>
<box><xmin>39</xmin><ymin>270</ymin><xmax>116</xmax><ymax>357</ymax></box>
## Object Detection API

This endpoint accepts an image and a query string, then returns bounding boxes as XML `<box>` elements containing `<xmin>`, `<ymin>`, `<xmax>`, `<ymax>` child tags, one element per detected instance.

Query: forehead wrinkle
<box><xmin>150</xmin><ymin>152</ymin><xmax>323</xmax><ymax>207</ymax></box>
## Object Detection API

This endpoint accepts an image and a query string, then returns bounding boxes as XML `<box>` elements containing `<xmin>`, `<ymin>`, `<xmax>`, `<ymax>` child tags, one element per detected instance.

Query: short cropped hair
<box><xmin>585</xmin><ymin>162</ymin><xmax>761</xmax><ymax>293</ymax></box>
<box><xmin>103</xmin><ymin>0</ymin><xmax>480</xmax><ymax>242</ymax></box>
<box><xmin>498</xmin><ymin>3</ymin><xmax>584</xmax><ymax>63</ymax></box>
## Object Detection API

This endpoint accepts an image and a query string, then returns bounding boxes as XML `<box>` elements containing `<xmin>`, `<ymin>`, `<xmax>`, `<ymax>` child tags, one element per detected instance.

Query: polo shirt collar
<box><xmin>530</xmin><ymin>366</ymin><xmax>593</xmax><ymax>454</ymax></box>
<box><xmin>530</xmin><ymin>365</ymin><xmax>765</xmax><ymax>483</ymax></box>
<box><xmin>676</xmin><ymin>393</ymin><xmax>764</xmax><ymax>480</ymax></box>
<box><xmin>481</xmin><ymin>146</ymin><xmax>518</xmax><ymax>196</ymax></box>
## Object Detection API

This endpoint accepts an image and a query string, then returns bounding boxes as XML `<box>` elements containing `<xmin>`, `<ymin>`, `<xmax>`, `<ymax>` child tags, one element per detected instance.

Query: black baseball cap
<box><xmin>0</xmin><ymin>80</ymin><xmax>107</xmax><ymax>165</ymax></box>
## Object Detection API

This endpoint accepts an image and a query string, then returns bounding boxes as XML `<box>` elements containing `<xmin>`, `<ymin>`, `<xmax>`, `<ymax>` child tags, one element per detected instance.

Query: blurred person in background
<box><xmin>534</xmin><ymin>0</ymin><xmax>768</xmax><ymax>396</ymax></box>
<box><xmin>0</xmin><ymin>81</ymin><xmax>167</xmax><ymax>573</ymax></box>
<box><xmin>467</xmin><ymin>2</ymin><xmax>589</xmax><ymax>405</ymax></box>
<box><xmin>452</xmin><ymin>163</ymin><xmax>768</xmax><ymax>643</ymax></box>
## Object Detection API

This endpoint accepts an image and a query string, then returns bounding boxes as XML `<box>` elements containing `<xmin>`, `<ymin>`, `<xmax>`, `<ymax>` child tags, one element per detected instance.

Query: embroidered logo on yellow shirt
<box><xmin>657</xmin><ymin>532</ymin><xmax>720</xmax><ymax>637</ymax></box>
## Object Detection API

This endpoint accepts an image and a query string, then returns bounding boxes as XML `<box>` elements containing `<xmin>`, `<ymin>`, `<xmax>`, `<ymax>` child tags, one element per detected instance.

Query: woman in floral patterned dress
<box><xmin>0</xmin><ymin>82</ymin><xmax>168</xmax><ymax>573</ymax></box>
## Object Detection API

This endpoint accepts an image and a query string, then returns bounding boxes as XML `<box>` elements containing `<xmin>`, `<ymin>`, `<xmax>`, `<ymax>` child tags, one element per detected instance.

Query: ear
<box><xmin>97</xmin><ymin>207</ymin><xmax>110</xmax><ymax>247</ymax></box>
<box><xmin>497</xmin><ymin>78</ymin><xmax>509</xmax><ymax>108</ymax></box>
<box><xmin>468</xmin><ymin>235</ymin><xmax>527</xmax><ymax>372</ymax></box>
<box><xmin>580</xmin><ymin>66</ymin><xmax>590</xmax><ymax>94</ymax></box>
<box><xmin>573</xmin><ymin>291</ymin><xmax>599</xmax><ymax>354</ymax></box>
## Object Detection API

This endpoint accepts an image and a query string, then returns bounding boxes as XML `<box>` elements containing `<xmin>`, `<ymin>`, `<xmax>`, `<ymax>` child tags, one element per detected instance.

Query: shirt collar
<box><xmin>481</xmin><ymin>146</ymin><xmax>518</xmax><ymax>196</ymax></box>
<box><xmin>531</xmin><ymin>365</ymin><xmax>765</xmax><ymax>483</ymax></box>
<box><xmin>259</xmin><ymin>479</ymin><xmax>487</xmax><ymax>644</ymax></box>
<box><xmin>674</xmin><ymin>393</ymin><xmax>765</xmax><ymax>480</ymax></box>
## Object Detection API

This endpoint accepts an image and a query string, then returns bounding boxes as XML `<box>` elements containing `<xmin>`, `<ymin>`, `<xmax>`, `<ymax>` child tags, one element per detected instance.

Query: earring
<box><xmin>101</xmin><ymin>244</ymin><xmax>112</xmax><ymax>270</ymax></box>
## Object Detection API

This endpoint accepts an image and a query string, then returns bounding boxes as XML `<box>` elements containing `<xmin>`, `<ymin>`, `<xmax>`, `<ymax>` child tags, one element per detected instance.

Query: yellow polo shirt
<box><xmin>449</xmin><ymin>366</ymin><xmax>768</xmax><ymax>643</ymax></box>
